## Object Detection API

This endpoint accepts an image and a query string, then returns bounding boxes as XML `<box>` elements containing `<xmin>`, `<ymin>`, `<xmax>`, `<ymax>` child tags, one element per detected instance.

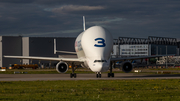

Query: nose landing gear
<box><xmin>96</xmin><ymin>72</ymin><xmax>101</xmax><ymax>78</ymax></box>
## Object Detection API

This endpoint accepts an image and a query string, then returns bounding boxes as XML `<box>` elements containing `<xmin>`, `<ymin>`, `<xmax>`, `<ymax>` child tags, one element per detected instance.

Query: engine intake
<box><xmin>56</xmin><ymin>61</ymin><xmax>68</xmax><ymax>73</ymax></box>
<box><xmin>121</xmin><ymin>61</ymin><xmax>133</xmax><ymax>73</ymax></box>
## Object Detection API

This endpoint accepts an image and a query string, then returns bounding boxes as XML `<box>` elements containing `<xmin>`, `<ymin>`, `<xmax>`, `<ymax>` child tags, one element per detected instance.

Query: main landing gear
<box><xmin>70</xmin><ymin>73</ymin><xmax>76</xmax><ymax>78</ymax></box>
<box><xmin>70</xmin><ymin>62</ymin><xmax>115</xmax><ymax>78</ymax></box>
<box><xmin>70</xmin><ymin>62</ymin><xmax>76</xmax><ymax>78</ymax></box>
<box><xmin>108</xmin><ymin>62</ymin><xmax>114</xmax><ymax>77</ymax></box>
<box><xmin>108</xmin><ymin>73</ymin><xmax>114</xmax><ymax>77</ymax></box>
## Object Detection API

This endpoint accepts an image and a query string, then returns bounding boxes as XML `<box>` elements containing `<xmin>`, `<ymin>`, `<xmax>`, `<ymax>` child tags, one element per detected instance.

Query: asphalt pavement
<box><xmin>0</xmin><ymin>73</ymin><xmax>180</xmax><ymax>81</ymax></box>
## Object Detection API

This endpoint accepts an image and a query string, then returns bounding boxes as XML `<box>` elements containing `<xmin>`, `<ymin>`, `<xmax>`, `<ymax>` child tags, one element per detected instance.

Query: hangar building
<box><xmin>0</xmin><ymin>36</ymin><xmax>76</xmax><ymax>67</ymax></box>
<box><xmin>0</xmin><ymin>36</ymin><xmax>22</xmax><ymax>67</ymax></box>
<box><xmin>112</xmin><ymin>36</ymin><xmax>178</xmax><ymax>57</ymax></box>
<box><xmin>0</xmin><ymin>36</ymin><xmax>179</xmax><ymax>67</ymax></box>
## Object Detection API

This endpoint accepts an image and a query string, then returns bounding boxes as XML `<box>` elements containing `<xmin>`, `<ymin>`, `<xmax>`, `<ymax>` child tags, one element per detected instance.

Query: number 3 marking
<box><xmin>94</xmin><ymin>38</ymin><xmax>106</xmax><ymax>47</ymax></box>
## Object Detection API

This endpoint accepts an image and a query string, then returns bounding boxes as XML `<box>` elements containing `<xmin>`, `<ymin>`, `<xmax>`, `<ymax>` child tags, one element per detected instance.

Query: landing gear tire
<box><xmin>108</xmin><ymin>73</ymin><xmax>110</xmax><ymax>77</ymax></box>
<box><xmin>70</xmin><ymin>73</ymin><xmax>76</xmax><ymax>78</ymax></box>
<box><xmin>70</xmin><ymin>73</ymin><xmax>73</xmax><ymax>78</ymax></box>
<box><xmin>96</xmin><ymin>72</ymin><xmax>101</xmax><ymax>78</ymax></box>
<box><xmin>108</xmin><ymin>73</ymin><xmax>114</xmax><ymax>77</ymax></box>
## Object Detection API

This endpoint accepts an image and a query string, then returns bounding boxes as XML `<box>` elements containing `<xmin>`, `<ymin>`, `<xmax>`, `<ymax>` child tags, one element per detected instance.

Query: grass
<box><xmin>0</xmin><ymin>69</ymin><xmax>93</xmax><ymax>74</ymax></box>
<box><xmin>149</xmin><ymin>68</ymin><xmax>180</xmax><ymax>70</ymax></box>
<box><xmin>0</xmin><ymin>69</ymin><xmax>57</xmax><ymax>74</ymax></box>
<box><xmin>0</xmin><ymin>79</ymin><xmax>180</xmax><ymax>100</ymax></box>
<box><xmin>0</xmin><ymin>68</ymin><xmax>126</xmax><ymax>74</ymax></box>
<box><xmin>1</xmin><ymin>67</ymin><xmax>180</xmax><ymax>74</ymax></box>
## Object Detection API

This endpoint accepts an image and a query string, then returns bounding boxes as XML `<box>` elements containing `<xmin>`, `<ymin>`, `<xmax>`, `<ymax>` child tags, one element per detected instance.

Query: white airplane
<box><xmin>4</xmin><ymin>16</ymin><xmax>171</xmax><ymax>78</ymax></box>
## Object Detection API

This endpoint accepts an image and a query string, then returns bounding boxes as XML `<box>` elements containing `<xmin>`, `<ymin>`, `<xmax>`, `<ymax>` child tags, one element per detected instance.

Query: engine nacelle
<box><xmin>56</xmin><ymin>61</ymin><xmax>68</xmax><ymax>73</ymax></box>
<box><xmin>121</xmin><ymin>61</ymin><xmax>133</xmax><ymax>73</ymax></box>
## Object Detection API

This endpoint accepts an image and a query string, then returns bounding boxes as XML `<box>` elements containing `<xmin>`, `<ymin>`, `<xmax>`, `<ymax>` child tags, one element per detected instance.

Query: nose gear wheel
<box><xmin>96</xmin><ymin>72</ymin><xmax>101</xmax><ymax>78</ymax></box>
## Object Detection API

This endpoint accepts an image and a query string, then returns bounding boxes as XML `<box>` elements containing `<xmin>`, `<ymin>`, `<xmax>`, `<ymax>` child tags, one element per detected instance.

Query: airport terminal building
<box><xmin>0</xmin><ymin>36</ymin><xmax>179</xmax><ymax>67</ymax></box>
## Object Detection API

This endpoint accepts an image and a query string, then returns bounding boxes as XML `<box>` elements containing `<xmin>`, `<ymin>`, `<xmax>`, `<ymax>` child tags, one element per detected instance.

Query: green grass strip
<box><xmin>0</xmin><ymin>79</ymin><xmax>180</xmax><ymax>101</ymax></box>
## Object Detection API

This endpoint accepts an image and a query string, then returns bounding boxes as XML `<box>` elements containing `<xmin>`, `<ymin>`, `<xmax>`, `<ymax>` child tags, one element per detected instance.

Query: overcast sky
<box><xmin>0</xmin><ymin>0</ymin><xmax>180</xmax><ymax>39</ymax></box>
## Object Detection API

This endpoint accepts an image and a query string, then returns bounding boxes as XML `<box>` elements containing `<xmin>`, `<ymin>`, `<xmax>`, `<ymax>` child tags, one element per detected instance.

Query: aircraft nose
<box><xmin>90</xmin><ymin>63</ymin><xmax>103</xmax><ymax>72</ymax></box>
<box><xmin>91</xmin><ymin>63</ymin><xmax>109</xmax><ymax>72</ymax></box>
<box><xmin>95</xmin><ymin>64</ymin><xmax>103</xmax><ymax>71</ymax></box>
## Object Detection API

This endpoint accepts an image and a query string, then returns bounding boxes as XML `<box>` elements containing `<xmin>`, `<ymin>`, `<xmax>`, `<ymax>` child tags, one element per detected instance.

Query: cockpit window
<box><xmin>94</xmin><ymin>60</ymin><xmax>107</xmax><ymax>63</ymax></box>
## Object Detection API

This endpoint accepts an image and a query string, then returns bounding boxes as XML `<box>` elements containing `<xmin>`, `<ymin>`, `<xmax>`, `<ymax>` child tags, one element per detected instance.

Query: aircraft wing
<box><xmin>111</xmin><ymin>54</ymin><xmax>175</xmax><ymax>61</ymax></box>
<box><xmin>4</xmin><ymin>55</ymin><xmax>84</xmax><ymax>62</ymax></box>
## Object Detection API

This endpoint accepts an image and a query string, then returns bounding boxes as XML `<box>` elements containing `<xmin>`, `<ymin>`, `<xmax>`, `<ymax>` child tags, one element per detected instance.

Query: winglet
<box><xmin>83</xmin><ymin>16</ymin><xmax>86</xmax><ymax>31</ymax></box>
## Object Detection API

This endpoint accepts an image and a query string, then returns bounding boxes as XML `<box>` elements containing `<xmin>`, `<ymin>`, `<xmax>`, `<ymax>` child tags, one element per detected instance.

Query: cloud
<box><xmin>87</xmin><ymin>17</ymin><xmax>126</xmax><ymax>25</ymax></box>
<box><xmin>18</xmin><ymin>29</ymin><xmax>82</xmax><ymax>37</ymax></box>
<box><xmin>0</xmin><ymin>0</ymin><xmax>180</xmax><ymax>39</ymax></box>
<box><xmin>51</xmin><ymin>5</ymin><xmax>105</xmax><ymax>14</ymax></box>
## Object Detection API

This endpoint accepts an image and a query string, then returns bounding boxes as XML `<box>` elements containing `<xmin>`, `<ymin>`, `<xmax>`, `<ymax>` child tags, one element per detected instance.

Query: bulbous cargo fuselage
<box><xmin>75</xmin><ymin>26</ymin><xmax>113</xmax><ymax>72</ymax></box>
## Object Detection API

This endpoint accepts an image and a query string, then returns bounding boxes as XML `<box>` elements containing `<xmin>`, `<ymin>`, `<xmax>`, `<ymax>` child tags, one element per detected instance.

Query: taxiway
<box><xmin>0</xmin><ymin>73</ymin><xmax>180</xmax><ymax>81</ymax></box>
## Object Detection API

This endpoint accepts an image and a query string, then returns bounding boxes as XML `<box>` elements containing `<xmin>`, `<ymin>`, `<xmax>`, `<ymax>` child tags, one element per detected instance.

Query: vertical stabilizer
<box><xmin>54</xmin><ymin>39</ymin><xmax>56</xmax><ymax>54</ymax></box>
<box><xmin>83</xmin><ymin>16</ymin><xmax>86</xmax><ymax>31</ymax></box>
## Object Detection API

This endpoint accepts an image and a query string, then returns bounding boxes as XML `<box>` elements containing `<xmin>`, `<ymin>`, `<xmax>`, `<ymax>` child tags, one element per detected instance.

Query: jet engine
<box><xmin>56</xmin><ymin>61</ymin><xmax>68</xmax><ymax>73</ymax></box>
<box><xmin>121</xmin><ymin>61</ymin><xmax>133</xmax><ymax>73</ymax></box>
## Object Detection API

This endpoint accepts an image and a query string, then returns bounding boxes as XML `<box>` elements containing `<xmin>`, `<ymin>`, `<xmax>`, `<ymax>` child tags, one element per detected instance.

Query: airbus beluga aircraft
<box><xmin>4</xmin><ymin>16</ymin><xmax>169</xmax><ymax>78</ymax></box>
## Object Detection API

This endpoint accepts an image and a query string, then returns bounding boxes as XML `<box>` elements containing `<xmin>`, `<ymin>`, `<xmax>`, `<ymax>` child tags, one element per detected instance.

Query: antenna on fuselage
<box><xmin>83</xmin><ymin>16</ymin><xmax>86</xmax><ymax>31</ymax></box>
